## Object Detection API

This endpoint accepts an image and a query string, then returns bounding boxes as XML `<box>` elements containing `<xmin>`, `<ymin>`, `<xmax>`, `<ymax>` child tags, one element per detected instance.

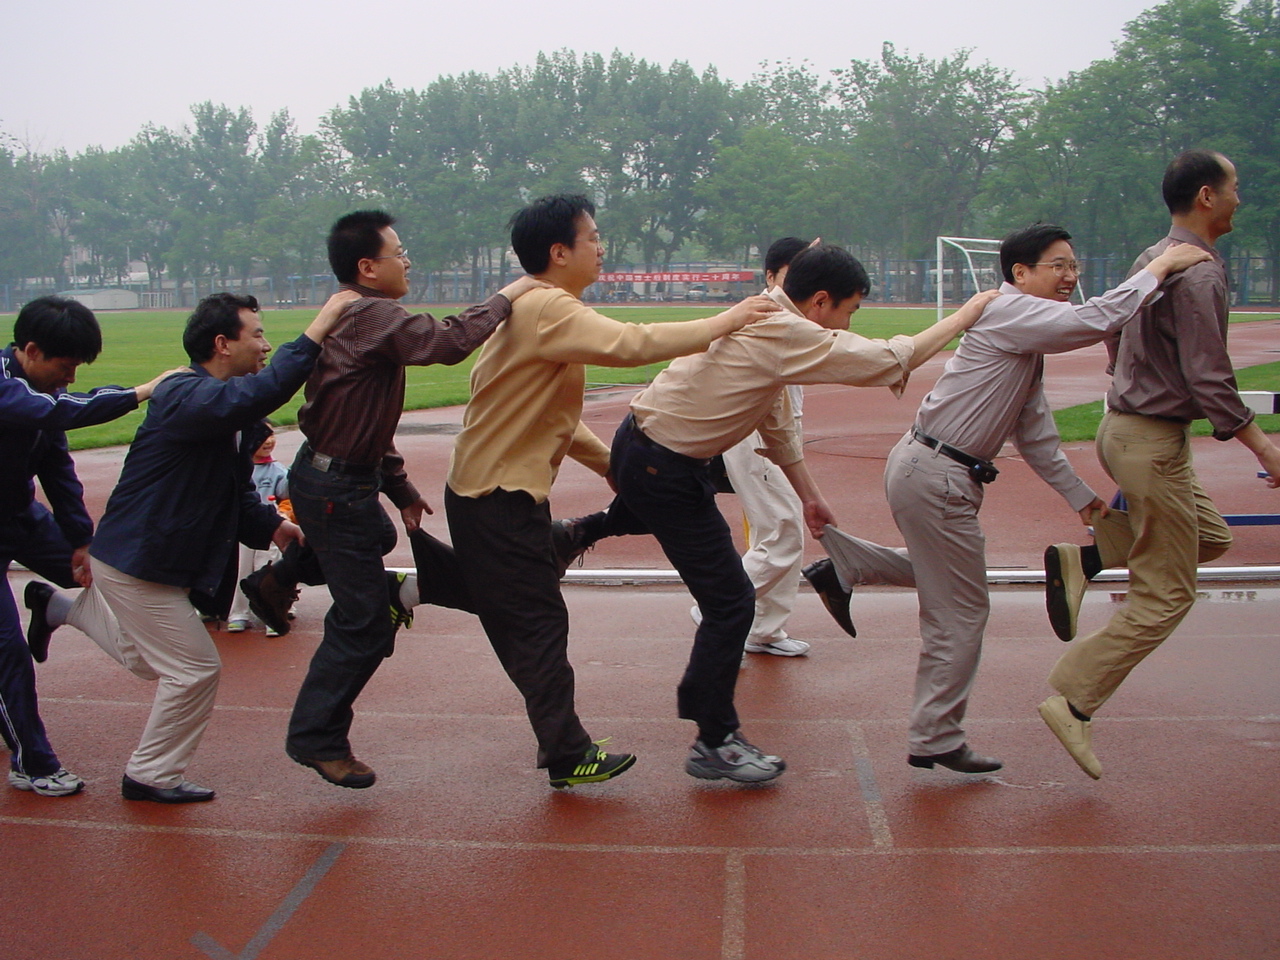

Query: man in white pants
<box><xmin>28</xmin><ymin>291</ymin><xmax>353</xmax><ymax>802</ymax></box>
<box><xmin>806</xmin><ymin>226</ymin><xmax>1210</xmax><ymax>773</ymax></box>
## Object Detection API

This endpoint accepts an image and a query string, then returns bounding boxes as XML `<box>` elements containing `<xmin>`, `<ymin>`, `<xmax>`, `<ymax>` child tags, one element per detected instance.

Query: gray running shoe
<box><xmin>685</xmin><ymin>732</ymin><xmax>786</xmax><ymax>782</ymax></box>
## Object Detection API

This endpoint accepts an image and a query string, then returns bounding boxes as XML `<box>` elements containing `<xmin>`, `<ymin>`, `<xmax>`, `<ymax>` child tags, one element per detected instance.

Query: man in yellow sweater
<box><xmin>444</xmin><ymin>194</ymin><xmax>779</xmax><ymax>788</ymax></box>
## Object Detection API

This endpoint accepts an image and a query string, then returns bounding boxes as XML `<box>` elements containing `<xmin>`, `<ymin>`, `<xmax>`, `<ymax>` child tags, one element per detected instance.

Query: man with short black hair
<box><xmin>443</xmin><ymin>194</ymin><xmax>779</xmax><ymax>788</ymax></box>
<box><xmin>30</xmin><ymin>291</ymin><xmax>353</xmax><ymax>802</ymax></box>
<box><xmin>1039</xmin><ymin>151</ymin><xmax>1280</xmax><ymax>779</ymax></box>
<box><xmin>2</xmin><ymin>296</ymin><xmax>175</xmax><ymax>797</ymax></box>
<box><xmin>604</xmin><ymin>242</ymin><xmax>994</xmax><ymax>782</ymax></box>
<box><xmin>281</xmin><ymin>210</ymin><xmax>548</xmax><ymax>790</ymax></box>
<box><xmin>809</xmin><ymin>225</ymin><xmax>1208</xmax><ymax>774</ymax></box>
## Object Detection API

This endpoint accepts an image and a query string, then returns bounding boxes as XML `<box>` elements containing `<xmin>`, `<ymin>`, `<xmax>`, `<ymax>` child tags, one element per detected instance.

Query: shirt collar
<box><xmin>766</xmin><ymin>286</ymin><xmax>804</xmax><ymax>317</ymax></box>
<box><xmin>1167</xmin><ymin>225</ymin><xmax>1223</xmax><ymax>263</ymax></box>
<box><xmin>340</xmin><ymin>281</ymin><xmax>398</xmax><ymax>300</ymax></box>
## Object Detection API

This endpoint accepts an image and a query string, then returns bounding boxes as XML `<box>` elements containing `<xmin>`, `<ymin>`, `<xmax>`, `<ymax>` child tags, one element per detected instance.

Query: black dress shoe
<box><xmin>121</xmin><ymin>775</ymin><xmax>216</xmax><ymax>803</ymax></box>
<box><xmin>24</xmin><ymin>581</ymin><xmax>57</xmax><ymax>664</ymax></box>
<box><xmin>908</xmin><ymin>744</ymin><xmax>1002</xmax><ymax>773</ymax></box>
<box><xmin>240</xmin><ymin>562</ymin><xmax>297</xmax><ymax>637</ymax></box>
<box><xmin>801</xmin><ymin>559</ymin><xmax>856</xmax><ymax>638</ymax></box>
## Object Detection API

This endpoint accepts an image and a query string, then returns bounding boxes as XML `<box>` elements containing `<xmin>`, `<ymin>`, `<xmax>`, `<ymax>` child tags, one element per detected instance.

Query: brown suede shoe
<box><xmin>288</xmin><ymin>753</ymin><xmax>376</xmax><ymax>789</ymax></box>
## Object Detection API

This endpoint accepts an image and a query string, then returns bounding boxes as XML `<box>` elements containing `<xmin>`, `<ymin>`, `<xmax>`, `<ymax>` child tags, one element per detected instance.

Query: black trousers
<box><xmin>609</xmin><ymin>415</ymin><xmax>754</xmax><ymax>746</ymax></box>
<box><xmin>285</xmin><ymin>454</ymin><xmax>397</xmax><ymax>760</ymax></box>
<box><xmin>444</xmin><ymin>486</ymin><xmax>592</xmax><ymax>769</ymax></box>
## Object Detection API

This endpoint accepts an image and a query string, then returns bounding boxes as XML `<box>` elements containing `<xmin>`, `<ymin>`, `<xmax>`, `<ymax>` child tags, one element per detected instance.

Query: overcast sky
<box><xmin>5</xmin><ymin>0</ymin><xmax>1157</xmax><ymax>154</ymax></box>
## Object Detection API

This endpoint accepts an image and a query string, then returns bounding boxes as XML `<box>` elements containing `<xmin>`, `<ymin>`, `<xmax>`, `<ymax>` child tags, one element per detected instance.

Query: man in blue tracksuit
<box><xmin>30</xmin><ymin>290</ymin><xmax>354</xmax><ymax>802</ymax></box>
<box><xmin>1</xmin><ymin>296</ymin><xmax>174</xmax><ymax>797</ymax></box>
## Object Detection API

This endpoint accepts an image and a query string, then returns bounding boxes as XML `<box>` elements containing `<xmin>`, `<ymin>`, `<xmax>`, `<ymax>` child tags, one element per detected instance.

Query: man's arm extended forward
<box><xmin>906</xmin><ymin>289</ymin><xmax>1000</xmax><ymax>369</ymax></box>
<box><xmin>536</xmin><ymin>294</ymin><xmax>781</xmax><ymax>368</ymax></box>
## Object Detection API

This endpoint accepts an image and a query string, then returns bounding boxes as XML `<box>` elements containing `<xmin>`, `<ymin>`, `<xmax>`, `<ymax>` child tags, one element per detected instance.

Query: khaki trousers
<box><xmin>1049</xmin><ymin>412</ymin><xmax>1231</xmax><ymax>714</ymax></box>
<box><xmin>68</xmin><ymin>559</ymin><xmax>221</xmax><ymax>787</ymax></box>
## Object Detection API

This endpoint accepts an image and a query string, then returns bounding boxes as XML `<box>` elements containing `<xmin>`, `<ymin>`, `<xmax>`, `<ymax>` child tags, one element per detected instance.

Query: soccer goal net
<box><xmin>935</xmin><ymin>236</ymin><xmax>1002</xmax><ymax>322</ymax></box>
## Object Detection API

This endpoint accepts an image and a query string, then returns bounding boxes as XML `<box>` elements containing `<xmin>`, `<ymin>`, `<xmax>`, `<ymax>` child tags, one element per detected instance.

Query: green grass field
<box><xmin>1053</xmin><ymin>359</ymin><xmax>1280</xmax><ymax>441</ymax></box>
<box><xmin>27</xmin><ymin>304</ymin><xmax>1280</xmax><ymax>450</ymax></box>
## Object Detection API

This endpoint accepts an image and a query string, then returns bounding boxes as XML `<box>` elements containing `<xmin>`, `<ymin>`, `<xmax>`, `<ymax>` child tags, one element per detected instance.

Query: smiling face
<box><xmin>223</xmin><ymin>309</ymin><xmax>273</xmax><ymax>377</ymax></box>
<box><xmin>1204</xmin><ymin>156</ymin><xmax>1240</xmax><ymax>239</ymax></box>
<box><xmin>1011</xmin><ymin>239</ymin><xmax>1079</xmax><ymax>302</ymax></box>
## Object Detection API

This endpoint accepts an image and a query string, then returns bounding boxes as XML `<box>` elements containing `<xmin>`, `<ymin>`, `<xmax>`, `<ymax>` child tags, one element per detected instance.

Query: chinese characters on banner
<box><xmin>597</xmin><ymin>271</ymin><xmax>756</xmax><ymax>283</ymax></box>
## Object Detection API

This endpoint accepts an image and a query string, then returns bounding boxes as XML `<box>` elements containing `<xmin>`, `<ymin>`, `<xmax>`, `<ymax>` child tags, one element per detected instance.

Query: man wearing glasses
<box><xmin>278</xmin><ymin>210</ymin><xmax>545</xmax><ymax>789</ymax></box>
<box><xmin>1040</xmin><ymin>151</ymin><xmax>1280</xmax><ymax>779</ymax></box>
<box><xmin>808</xmin><ymin>224</ymin><xmax>1208</xmax><ymax>774</ymax></box>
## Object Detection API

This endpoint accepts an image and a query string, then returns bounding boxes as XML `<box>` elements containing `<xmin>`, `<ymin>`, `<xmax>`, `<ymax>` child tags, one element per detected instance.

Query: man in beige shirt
<box><xmin>603</xmin><ymin>244</ymin><xmax>993</xmax><ymax>782</ymax></box>
<box><xmin>443</xmin><ymin>194</ymin><xmax>779</xmax><ymax>789</ymax></box>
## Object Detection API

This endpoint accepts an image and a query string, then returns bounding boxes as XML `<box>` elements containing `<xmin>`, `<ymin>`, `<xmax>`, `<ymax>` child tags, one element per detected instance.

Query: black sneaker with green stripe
<box><xmin>548</xmin><ymin>741</ymin><xmax>636</xmax><ymax>789</ymax></box>
<box><xmin>387</xmin><ymin>571</ymin><xmax>413</xmax><ymax>631</ymax></box>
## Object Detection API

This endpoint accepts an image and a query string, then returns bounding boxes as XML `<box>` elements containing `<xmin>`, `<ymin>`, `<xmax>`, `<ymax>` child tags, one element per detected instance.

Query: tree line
<box><xmin>1</xmin><ymin>0</ymin><xmax>1276</xmax><ymax>305</ymax></box>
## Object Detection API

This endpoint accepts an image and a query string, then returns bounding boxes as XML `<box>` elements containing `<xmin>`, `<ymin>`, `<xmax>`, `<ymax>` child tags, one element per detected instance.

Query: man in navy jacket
<box><xmin>3</xmin><ymin>296</ymin><xmax>174</xmax><ymax>798</ymax></box>
<box><xmin>31</xmin><ymin>290</ymin><xmax>353</xmax><ymax>802</ymax></box>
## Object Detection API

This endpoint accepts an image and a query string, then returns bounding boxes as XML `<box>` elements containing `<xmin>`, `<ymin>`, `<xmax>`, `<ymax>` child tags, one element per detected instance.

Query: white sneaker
<box><xmin>226</xmin><ymin>619</ymin><xmax>248</xmax><ymax>633</ymax></box>
<box><xmin>9</xmin><ymin>767</ymin><xmax>84</xmax><ymax>797</ymax></box>
<box><xmin>745</xmin><ymin>636</ymin><xmax>811</xmax><ymax>657</ymax></box>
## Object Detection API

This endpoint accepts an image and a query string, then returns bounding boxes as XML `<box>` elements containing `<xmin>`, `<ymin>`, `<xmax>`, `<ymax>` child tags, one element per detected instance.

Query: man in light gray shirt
<box><xmin>809</xmin><ymin>224</ymin><xmax>1210</xmax><ymax>774</ymax></box>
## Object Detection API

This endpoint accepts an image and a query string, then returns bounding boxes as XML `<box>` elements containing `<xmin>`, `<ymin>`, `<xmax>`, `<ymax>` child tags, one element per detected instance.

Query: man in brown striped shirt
<box><xmin>282</xmin><ymin>210</ymin><xmax>545</xmax><ymax>789</ymax></box>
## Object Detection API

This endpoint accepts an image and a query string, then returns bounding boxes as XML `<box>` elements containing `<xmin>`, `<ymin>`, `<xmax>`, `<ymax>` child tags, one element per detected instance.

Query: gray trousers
<box><xmin>824</xmin><ymin>433</ymin><xmax>988</xmax><ymax>756</ymax></box>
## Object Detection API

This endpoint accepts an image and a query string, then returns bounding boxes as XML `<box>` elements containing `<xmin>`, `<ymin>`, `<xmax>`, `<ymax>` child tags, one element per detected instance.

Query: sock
<box><xmin>399</xmin><ymin>573</ymin><xmax>418</xmax><ymax>610</ymax></box>
<box><xmin>47</xmin><ymin>589</ymin><xmax>75</xmax><ymax>628</ymax></box>
<box><xmin>1068</xmin><ymin>702</ymin><xmax>1092</xmax><ymax>722</ymax></box>
<box><xmin>1080</xmin><ymin>544</ymin><xmax>1103</xmax><ymax>580</ymax></box>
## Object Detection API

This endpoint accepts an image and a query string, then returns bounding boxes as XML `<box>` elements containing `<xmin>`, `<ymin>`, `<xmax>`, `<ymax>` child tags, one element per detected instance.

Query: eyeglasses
<box><xmin>370</xmin><ymin>250</ymin><xmax>410</xmax><ymax>262</ymax></box>
<box><xmin>1031</xmin><ymin>259</ymin><xmax>1083</xmax><ymax>276</ymax></box>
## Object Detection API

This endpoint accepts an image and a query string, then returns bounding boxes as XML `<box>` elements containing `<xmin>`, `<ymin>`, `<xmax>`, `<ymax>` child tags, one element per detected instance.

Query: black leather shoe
<box><xmin>121</xmin><ymin>775</ymin><xmax>216</xmax><ymax>803</ymax></box>
<box><xmin>801</xmin><ymin>559</ymin><xmax>856</xmax><ymax>638</ymax></box>
<box><xmin>24</xmin><ymin>581</ymin><xmax>57</xmax><ymax>664</ymax></box>
<box><xmin>240</xmin><ymin>562</ymin><xmax>297</xmax><ymax>636</ymax></box>
<box><xmin>551</xmin><ymin>512</ymin><xmax>606</xmax><ymax>577</ymax></box>
<box><xmin>908</xmin><ymin>744</ymin><xmax>1002</xmax><ymax>773</ymax></box>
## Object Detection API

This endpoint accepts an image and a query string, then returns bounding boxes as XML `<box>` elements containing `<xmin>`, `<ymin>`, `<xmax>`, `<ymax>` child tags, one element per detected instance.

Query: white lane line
<box><xmin>3</xmin><ymin>816</ymin><xmax>1278</xmax><ymax>858</ymax></box>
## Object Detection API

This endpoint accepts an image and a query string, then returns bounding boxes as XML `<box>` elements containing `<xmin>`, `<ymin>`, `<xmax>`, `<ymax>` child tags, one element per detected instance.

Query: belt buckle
<box><xmin>311</xmin><ymin>452</ymin><xmax>333</xmax><ymax>472</ymax></box>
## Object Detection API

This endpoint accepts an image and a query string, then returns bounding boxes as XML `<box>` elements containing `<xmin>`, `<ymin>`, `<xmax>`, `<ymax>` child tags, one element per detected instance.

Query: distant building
<box><xmin>58</xmin><ymin>288</ymin><xmax>140</xmax><ymax>311</ymax></box>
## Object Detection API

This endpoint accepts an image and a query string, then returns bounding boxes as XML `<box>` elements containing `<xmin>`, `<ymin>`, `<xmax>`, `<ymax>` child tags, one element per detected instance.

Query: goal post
<box><xmin>936</xmin><ymin>236</ymin><xmax>1002</xmax><ymax>322</ymax></box>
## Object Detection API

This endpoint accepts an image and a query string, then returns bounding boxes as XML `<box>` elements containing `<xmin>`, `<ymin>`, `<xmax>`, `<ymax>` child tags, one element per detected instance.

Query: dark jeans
<box><xmin>285</xmin><ymin>453</ymin><xmax>398</xmax><ymax>760</ymax></box>
<box><xmin>609</xmin><ymin>415</ymin><xmax>754</xmax><ymax>745</ymax></box>
<box><xmin>0</xmin><ymin>503</ymin><xmax>79</xmax><ymax>776</ymax></box>
<box><xmin>444</xmin><ymin>486</ymin><xmax>591</xmax><ymax>769</ymax></box>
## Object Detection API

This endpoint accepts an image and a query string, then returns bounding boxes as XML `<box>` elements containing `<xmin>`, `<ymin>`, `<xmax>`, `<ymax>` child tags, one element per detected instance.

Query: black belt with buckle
<box><xmin>298</xmin><ymin>442</ymin><xmax>378</xmax><ymax>478</ymax></box>
<box><xmin>912</xmin><ymin>429</ymin><xmax>999</xmax><ymax>484</ymax></box>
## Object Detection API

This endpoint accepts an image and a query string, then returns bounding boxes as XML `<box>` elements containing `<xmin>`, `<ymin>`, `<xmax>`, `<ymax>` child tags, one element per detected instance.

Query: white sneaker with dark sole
<box><xmin>9</xmin><ymin>767</ymin><xmax>84</xmax><ymax>797</ymax></box>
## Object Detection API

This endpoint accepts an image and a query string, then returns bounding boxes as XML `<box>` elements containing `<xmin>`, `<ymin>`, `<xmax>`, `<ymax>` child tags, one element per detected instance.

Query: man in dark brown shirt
<box><xmin>1041</xmin><ymin>151</ymin><xmax>1280</xmax><ymax>780</ymax></box>
<box><xmin>281</xmin><ymin>209</ymin><xmax>544</xmax><ymax>788</ymax></box>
